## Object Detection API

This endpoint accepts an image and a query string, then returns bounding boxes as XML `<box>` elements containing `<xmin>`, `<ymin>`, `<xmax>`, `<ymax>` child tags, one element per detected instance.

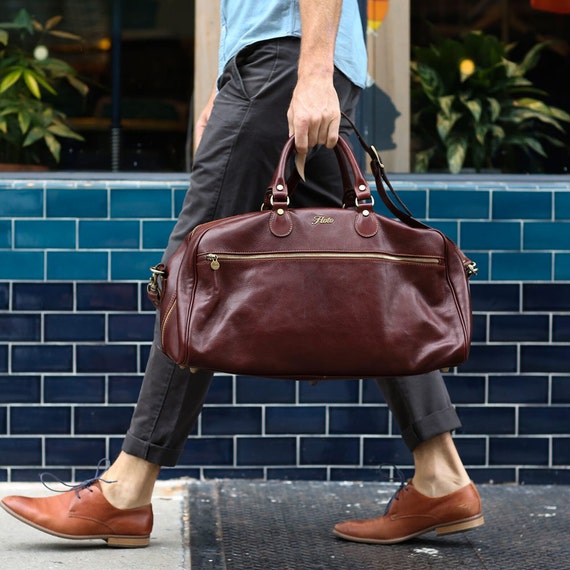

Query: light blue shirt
<box><xmin>218</xmin><ymin>0</ymin><xmax>368</xmax><ymax>88</ymax></box>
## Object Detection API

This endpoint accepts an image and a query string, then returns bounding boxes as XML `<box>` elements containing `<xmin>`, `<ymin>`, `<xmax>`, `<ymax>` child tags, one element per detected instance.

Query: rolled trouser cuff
<box><xmin>400</xmin><ymin>405</ymin><xmax>462</xmax><ymax>452</ymax></box>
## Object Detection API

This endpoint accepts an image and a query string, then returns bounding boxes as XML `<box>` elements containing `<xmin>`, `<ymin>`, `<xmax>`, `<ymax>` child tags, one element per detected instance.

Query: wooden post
<box><xmin>193</xmin><ymin>0</ymin><xmax>220</xmax><ymax>128</ymax></box>
<box><xmin>366</xmin><ymin>0</ymin><xmax>410</xmax><ymax>172</ymax></box>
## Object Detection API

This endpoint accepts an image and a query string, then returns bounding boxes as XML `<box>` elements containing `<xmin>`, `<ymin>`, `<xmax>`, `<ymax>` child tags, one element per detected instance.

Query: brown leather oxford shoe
<box><xmin>333</xmin><ymin>480</ymin><xmax>484</xmax><ymax>544</ymax></box>
<box><xmin>1</xmin><ymin>482</ymin><xmax>153</xmax><ymax>548</ymax></box>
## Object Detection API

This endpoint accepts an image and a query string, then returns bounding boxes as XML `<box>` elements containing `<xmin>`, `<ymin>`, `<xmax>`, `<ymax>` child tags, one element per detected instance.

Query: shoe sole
<box><xmin>0</xmin><ymin>500</ymin><xmax>150</xmax><ymax>548</ymax></box>
<box><xmin>333</xmin><ymin>513</ymin><xmax>485</xmax><ymax>545</ymax></box>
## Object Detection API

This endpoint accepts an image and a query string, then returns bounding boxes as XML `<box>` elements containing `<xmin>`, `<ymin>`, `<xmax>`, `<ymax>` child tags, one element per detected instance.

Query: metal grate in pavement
<box><xmin>186</xmin><ymin>480</ymin><xmax>569</xmax><ymax>570</ymax></box>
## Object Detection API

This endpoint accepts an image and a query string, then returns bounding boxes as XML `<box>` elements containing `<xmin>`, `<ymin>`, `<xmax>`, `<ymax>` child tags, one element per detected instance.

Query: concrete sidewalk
<box><xmin>1</xmin><ymin>480</ymin><xmax>568</xmax><ymax>569</ymax></box>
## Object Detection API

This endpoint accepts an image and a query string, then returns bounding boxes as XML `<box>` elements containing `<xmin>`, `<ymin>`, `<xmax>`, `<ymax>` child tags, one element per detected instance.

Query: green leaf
<box><xmin>23</xmin><ymin>70</ymin><xmax>41</xmax><ymax>98</ymax></box>
<box><xmin>22</xmin><ymin>126</ymin><xmax>45</xmax><ymax>147</ymax></box>
<box><xmin>0</xmin><ymin>29</ymin><xmax>8</xmax><ymax>47</ymax></box>
<box><xmin>447</xmin><ymin>138</ymin><xmax>467</xmax><ymax>173</ymax></box>
<box><xmin>44</xmin><ymin>132</ymin><xmax>61</xmax><ymax>162</ymax></box>
<box><xmin>0</xmin><ymin>117</ymin><xmax>7</xmax><ymax>134</ymax></box>
<box><xmin>436</xmin><ymin>110</ymin><xmax>461</xmax><ymax>142</ymax></box>
<box><xmin>438</xmin><ymin>95</ymin><xmax>455</xmax><ymax>118</ymax></box>
<box><xmin>47</xmin><ymin>30</ymin><xmax>81</xmax><ymax>41</ymax></box>
<box><xmin>0</xmin><ymin>69</ymin><xmax>23</xmax><ymax>93</ymax></box>
<box><xmin>464</xmin><ymin>99</ymin><xmax>482</xmax><ymax>122</ymax></box>
<box><xmin>66</xmin><ymin>75</ymin><xmax>89</xmax><ymax>96</ymax></box>
<box><xmin>45</xmin><ymin>15</ymin><xmax>63</xmax><ymax>30</ymax></box>
<box><xmin>18</xmin><ymin>110</ymin><xmax>31</xmax><ymax>134</ymax></box>
<box><xmin>48</xmin><ymin>123</ymin><xmax>84</xmax><ymax>140</ymax></box>
<box><xmin>487</xmin><ymin>98</ymin><xmax>501</xmax><ymax>122</ymax></box>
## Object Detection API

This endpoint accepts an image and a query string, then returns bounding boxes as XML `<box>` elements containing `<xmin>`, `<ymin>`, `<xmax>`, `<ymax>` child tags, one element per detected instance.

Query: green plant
<box><xmin>411</xmin><ymin>30</ymin><xmax>570</xmax><ymax>173</ymax></box>
<box><xmin>0</xmin><ymin>9</ymin><xmax>88</xmax><ymax>165</ymax></box>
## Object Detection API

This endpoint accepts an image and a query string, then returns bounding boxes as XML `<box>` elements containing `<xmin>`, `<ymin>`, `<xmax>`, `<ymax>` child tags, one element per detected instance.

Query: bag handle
<box><xmin>266</xmin><ymin>134</ymin><xmax>374</xmax><ymax>212</ymax></box>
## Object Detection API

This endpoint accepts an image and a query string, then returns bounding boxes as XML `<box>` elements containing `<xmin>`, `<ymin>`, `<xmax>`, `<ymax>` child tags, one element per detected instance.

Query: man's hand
<box><xmin>193</xmin><ymin>84</ymin><xmax>217</xmax><ymax>153</ymax></box>
<box><xmin>288</xmin><ymin>0</ymin><xmax>343</xmax><ymax>175</ymax></box>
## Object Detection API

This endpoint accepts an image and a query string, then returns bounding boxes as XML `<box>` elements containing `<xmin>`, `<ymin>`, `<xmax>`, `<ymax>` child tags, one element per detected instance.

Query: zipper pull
<box><xmin>206</xmin><ymin>254</ymin><xmax>220</xmax><ymax>270</ymax></box>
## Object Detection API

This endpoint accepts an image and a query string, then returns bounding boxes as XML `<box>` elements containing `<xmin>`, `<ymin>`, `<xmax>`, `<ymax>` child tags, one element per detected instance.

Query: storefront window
<box><xmin>0</xmin><ymin>0</ymin><xmax>194</xmax><ymax>172</ymax></box>
<box><xmin>1</xmin><ymin>1</ymin><xmax>568</xmax><ymax>174</ymax></box>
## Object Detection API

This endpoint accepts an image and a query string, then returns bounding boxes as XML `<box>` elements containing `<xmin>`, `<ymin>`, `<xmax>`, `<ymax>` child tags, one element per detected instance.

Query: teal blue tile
<box><xmin>461</xmin><ymin>222</ymin><xmax>521</xmax><ymax>250</ymax></box>
<box><xmin>0</xmin><ymin>189</ymin><xmax>43</xmax><ymax>217</ymax></box>
<box><xmin>111</xmin><ymin>189</ymin><xmax>171</xmax><ymax>219</ymax></box>
<box><xmin>79</xmin><ymin>221</ymin><xmax>140</xmax><ymax>249</ymax></box>
<box><xmin>429</xmin><ymin>190</ymin><xmax>489</xmax><ymax>219</ymax></box>
<box><xmin>555</xmin><ymin>193</ymin><xmax>570</xmax><ymax>220</ymax></box>
<box><xmin>142</xmin><ymin>221</ymin><xmax>175</xmax><ymax>249</ymax></box>
<box><xmin>493</xmin><ymin>191</ymin><xmax>552</xmax><ymax>220</ymax></box>
<box><xmin>555</xmin><ymin>254</ymin><xmax>570</xmax><ymax>280</ymax></box>
<box><xmin>174</xmin><ymin>188</ymin><xmax>187</xmax><ymax>217</ymax></box>
<box><xmin>393</xmin><ymin>190</ymin><xmax>427</xmax><ymax>218</ymax></box>
<box><xmin>524</xmin><ymin>222</ymin><xmax>570</xmax><ymax>250</ymax></box>
<box><xmin>0</xmin><ymin>252</ymin><xmax>44</xmax><ymax>279</ymax></box>
<box><xmin>111</xmin><ymin>251</ymin><xmax>162</xmax><ymax>280</ymax></box>
<box><xmin>46</xmin><ymin>189</ymin><xmax>107</xmax><ymax>218</ymax></box>
<box><xmin>492</xmin><ymin>252</ymin><xmax>551</xmax><ymax>280</ymax></box>
<box><xmin>427</xmin><ymin>221</ymin><xmax>458</xmax><ymax>242</ymax></box>
<box><xmin>14</xmin><ymin>221</ymin><xmax>76</xmax><ymax>249</ymax></box>
<box><xmin>47</xmin><ymin>252</ymin><xmax>108</xmax><ymax>280</ymax></box>
<box><xmin>0</xmin><ymin>221</ymin><xmax>11</xmax><ymax>248</ymax></box>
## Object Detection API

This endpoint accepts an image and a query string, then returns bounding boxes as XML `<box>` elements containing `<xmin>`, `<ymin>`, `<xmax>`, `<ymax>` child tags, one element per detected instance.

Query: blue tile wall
<box><xmin>1</xmin><ymin>175</ymin><xmax>570</xmax><ymax>484</ymax></box>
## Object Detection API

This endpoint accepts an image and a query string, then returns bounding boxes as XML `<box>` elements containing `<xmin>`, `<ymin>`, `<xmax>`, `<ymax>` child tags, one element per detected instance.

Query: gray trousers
<box><xmin>122</xmin><ymin>38</ymin><xmax>461</xmax><ymax>467</ymax></box>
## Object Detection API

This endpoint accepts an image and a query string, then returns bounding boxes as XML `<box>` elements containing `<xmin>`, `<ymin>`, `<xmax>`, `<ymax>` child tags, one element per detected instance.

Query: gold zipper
<box><xmin>204</xmin><ymin>252</ymin><xmax>442</xmax><ymax>271</ymax></box>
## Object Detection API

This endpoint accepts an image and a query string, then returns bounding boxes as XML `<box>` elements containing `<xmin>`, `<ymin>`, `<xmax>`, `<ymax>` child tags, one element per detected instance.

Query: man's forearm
<box><xmin>297</xmin><ymin>0</ymin><xmax>342</xmax><ymax>79</ymax></box>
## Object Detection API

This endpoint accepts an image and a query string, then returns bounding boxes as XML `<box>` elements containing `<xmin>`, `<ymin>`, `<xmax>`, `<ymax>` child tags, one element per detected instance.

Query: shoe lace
<box><xmin>379</xmin><ymin>464</ymin><xmax>410</xmax><ymax>515</ymax></box>
<box><xmin>40</xmin><ymin>458</ymin><xmax>117</xmax><ymax>499</ymax></box>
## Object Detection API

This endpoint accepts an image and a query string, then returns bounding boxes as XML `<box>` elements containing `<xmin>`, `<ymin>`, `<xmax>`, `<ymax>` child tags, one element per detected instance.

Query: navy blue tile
<box><xmin>203</xmin><ymin>468</ymin><xmax>265</xmax><ymax>479</ymax></box>
<box><xmin>201</xmin><ymin>406</ymin><xmax>261</xmax><ymax>435</ymax></box>
<box><xmin>239</xmin><ymin>437</ymin><xmax>297</xmax><ymax>466</ymax></box>
<box><xmin>140</xmin><ymin>345</ymin><xmax>151</xmax><ymax>371</ymax></box>
<box><xmin>0</xmin><ymin>315</ymin><xmax>40</xmax><ymax>341</ymax></box>
<box><xmin>523</xmin><ymin>284</ymin><xmax>570</xmax><ymax>311</ymax></box>
<box><xmin>0</xmin><ymin>406</ymin><xmax>6</xmax><ymax>433</ymax></box>
<box><xmin>521</xmin><ymin>346</ymin><xmax>570</xmax><ymax>373</ymax></box>
<box><xmin>299</xmin><ymin>380</ymin><xmax>359</xmax><ymax>404</ymax></box>
<box><xmin>489</xmin><ymin>376</ymin><xmax>548</xmax><ymax>404</ymax></box>
<box><xmin>206</xmin><ymin>375</ymin><xmax>233</xmax><ymax>404</ymax></box>
<box><xmin>362</xmin><ymin>379</ymin><xmax>383</xmax><ymax>403</ymax></box>
<box><xmin>158</xmin><ymin>468</ymin><xmax>201</xmax><ymax>480</ymax></box>
<box><xmin>109</xmin><ymin>437</ymin><xmax>124</xmax><ymax>462</ymax></box>
<box><xmin>300</xmin><ymin>437</ymin><xmax>359</xmax><ymax>465</ymax></box>
<box><xmin>108</xmin><ymin>314</ymin><xmax>155</xmax><ymax>342</ymax></box>
<box><xmin>454</xmin><ymin>438</ymin><xmax>487</xmax><ymax>465</ymax></box>
<box><xmin>11</xmin><ymin>468</ymin><xmax>71</xmax><ymax>483</ymax></box>
<box><xmin>519</xmin><ymin>407</ymin><xmax>570</xmax><ymax>434</ymax></box>
<box><xmin>0</xmin><ymin>469</ymin><xmax>8</xmax><ymax>482</ymax></box>
<box><xmin>456</xmin><ymin>407</ymin><xmax>515</xmax><ymax>434</ymax></box>
<box><xmin>11</xmin><ymin>407</ymin><xmax>71</xmax><ymax>435</ymax></box>
<box><xmin>0</xmin><ymin>346</ymin><xmax>6</xmax><ymax>372</ymax></box>
<box><xmin>490</xmin><ymin>315</ymin><xmax>549</xmax><ymax>342</ymax></box>
<box><xmin>108</xmin><ymin>375</ymin><xmax>144</xmax><ymax>403</ymax></box>
<box><xmin>553</xmin><ymin>316</ymin><xmax>570</xmax><ymax>342</ymax></box>
<box><xmin>235</xmin><ymin>376</ymin><xmax>296</xmax><ymax>404</ymax></box>
<box><xmin>552</xmin><ymin>376</ymin><xmax>570</xmax><ymax>403</ymax></box>
<box><xmin>0</xmin><ymin>283</ymin><xmax>9</xmax><ymax>309</ymax></box>
<box><xmin>0</xmin><ymin>438</ymin><xmax>42</xmax><ymax>465</ymax></box>
<box><xmin>267</xmin><ymin>468</ymin><xmax>328</xmax><ymax>481</ymax></box>
<box><xmin>329</xmin><ymin>406</ymin><xmax>389</xmax><ymax>435</ymax></box>
<box><xmin>330</xmin><ymin>468</ymin><xmax>397</xmax><ymax>482</ymax></box>
<box><xmin>470</xmin><ymin>284</ymin><xmax>519</xmax><ymax>312</ymax></box>
<box><xmin>76</xmin><ymin>283</ymin><xmax>138</xmax><ymax>311</ymax></box>
<box><xmin>489</xmin><ymin>437</ymin><xmax>549</xmax><ymax>465</ymax></box>
<box><xmin>265</xmin><ymin>406</ymin><xmax>326</xmax><ymax>434</ymax></box>
<box><xmin>45</xmin><ymin>376</ymin><xmax>106</xmax><ymax>403</ymax></box>
<box><xmin>0</xmin><ymin>375</ymin><xmax>41</xmax><ymax>403</ymax></box>
<box><xmin>140</xmin><ymin>283</ymin><xmax>157</xmax><ymax>312</ymax></box>
<box><xmin>467</xmin><ymin>468</ymin><xmax>516</xmax><ymax>484</ymax></box>
<box><xmin>519</xmin><ymin>469</ymin><xmax>570</xmax><ymax>485</ymax></box>
<box><xmin>45</xmin><ymin>314</ymin><xmax>105</xmax><ymax>342</ymax></box>
<box><xmin>12</xmin><ymin>345</ymin><xmax>73</xmax><ymax>373</ymax></box>
<box><xmin>459</xmin><ymin>345</ymin><xmax>517</xmax><ymax>373</ymax></box>
<box><xmin>444</xmin><ymin>375</ymin><xmax>486</xmax><ymax>404</ymax></box>
<box><xmin>77</xmin><ymin>345</ymin><xmax>138</xmax><ymax>373</ymax></box>
<box><xmin>179</xmin><ymin>437</ymin><xmax>234</xmax><ymax>466</ymax></box>
<box><xmin>45</xmin><ymin>437</ymin><xmax>106</xmax><ymax>465</ymax></box>
<box><xmin>363</xmin><ymin>438</ymin><xmax>412</xmax><ymax>466</ymax></box>
<box><xmin>553</xmin><ymin>438</ymin><xmax>570</xmax><ymax>465</ymax></box>
<box><xmin>471</xmin><ymin>314</ymin><xmax>487</xmax><ymax>343</ymax></box>
<box><xmin>13</xmin><ymin>283</ymin><xmax>73</xmax><ymax>311</ymax></box>
<box><xmin>75</xmin><ymin>406</ymin><xmax>133</xmax><ymax>434</ymax></box>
